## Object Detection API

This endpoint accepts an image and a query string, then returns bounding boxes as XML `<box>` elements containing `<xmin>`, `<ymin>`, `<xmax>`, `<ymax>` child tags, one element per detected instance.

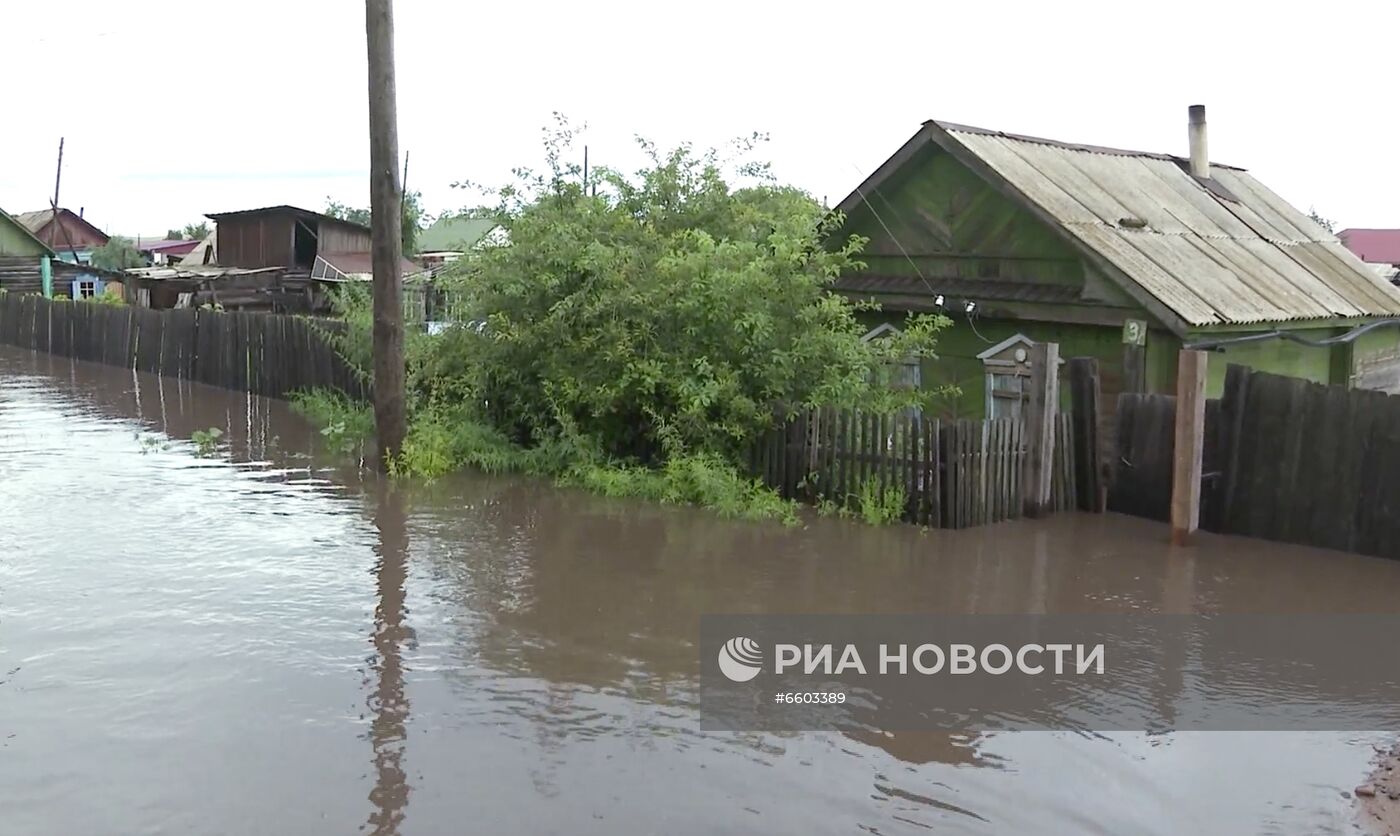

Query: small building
<box><xmin>205</xmin><ymin>205</ymin><xmax>373</xmax><ymax>272</ymax></box>
<box><xmin>833</xmin><ymin>106</ymin><xmax>1400</xmax><ymax>431</ymax></box>
<box><xmin>135</xmin><ymin>238</ymin><xmax>202</xmax><ymax>266</ymax></box>
<box><xmin>14</xmin><ymin>207</ymin><xmax>109</xmax><ymax>262</ymax></box>
<box><xmin>0</xmin><ymin>206</ymin><xmax>59</xmax><ymax>294</ymax></box>
<box><xmin>1</xmin><ymin>205</ymin><xmax>120</xmax><ymax>297</ymax></box>
<box><xmin>1338</xmin><ymin>229</ymin><xmax>1400</xmax><ymax>283</ymax></box>
<box><xmin>178</xmin><ymin>232</ymin><xmax>216</xmax><ymax>267</ymax></box>
<box><xmin>416</xmin><ymin>215</ymin><xmax>500</xmax><ymax>269</ymax></box>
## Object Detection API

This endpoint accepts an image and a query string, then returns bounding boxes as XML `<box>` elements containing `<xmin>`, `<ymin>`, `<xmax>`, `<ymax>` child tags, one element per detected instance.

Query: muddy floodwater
<box><xmin>3</xmin><ymin>345</ymin><xmax>1399</xmax><ymax>835</ymax></box>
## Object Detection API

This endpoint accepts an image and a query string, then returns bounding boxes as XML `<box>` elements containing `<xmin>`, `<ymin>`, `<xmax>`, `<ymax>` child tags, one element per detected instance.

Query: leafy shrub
<box><xmin>291</xmin><ymin>389</ymin><xmax>374</xmax><ymax>455</ymax></box>
<box><xmin>855</xmin><ymin>477</ymin><xmax>906</xmax><ymax>526</ymax></box>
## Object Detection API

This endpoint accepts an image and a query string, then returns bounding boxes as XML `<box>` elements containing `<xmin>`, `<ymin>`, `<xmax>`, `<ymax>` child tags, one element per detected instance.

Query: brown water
<box><xmin>1</xmin><ymin>345</ymin><xmax>1397</xmax><ymax>835</ymax></box>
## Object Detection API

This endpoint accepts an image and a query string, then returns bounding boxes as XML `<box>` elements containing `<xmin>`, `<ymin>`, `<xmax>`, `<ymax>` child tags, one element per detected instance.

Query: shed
<box><xmin>205</xmin><ymin>205</ymin><xmax>373</xmax><ymax>271</ymax></box>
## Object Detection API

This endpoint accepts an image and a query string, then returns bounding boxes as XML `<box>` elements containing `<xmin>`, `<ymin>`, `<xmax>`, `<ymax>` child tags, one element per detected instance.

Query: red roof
<box><xmin>1339</xmin><ymin>229</ymin><xmax>1400</xmax><ymax>265</ymax></box>
<box><xmin>137</xmin><ymin>238</ymin><xmax>202</xmax><ymax>255</ymax></box>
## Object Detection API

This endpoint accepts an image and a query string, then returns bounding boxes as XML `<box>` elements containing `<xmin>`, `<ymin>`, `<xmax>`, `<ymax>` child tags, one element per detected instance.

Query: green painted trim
<box><xmin>40</xmin><ymin>255</ymin><xmax>52</xmax><ymax>298</ymax></box>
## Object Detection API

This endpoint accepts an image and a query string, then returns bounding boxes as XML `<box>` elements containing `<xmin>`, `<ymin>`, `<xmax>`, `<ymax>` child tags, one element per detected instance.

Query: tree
<box><xmin>423</xmin><ymin>127</ymin><xmax>947</xmax><ymax>465</ymax></box>
<box><xmin>164</xmin><ymin>222</ymin><xmax>211</xmax><ymax>240</ymax></box>
<box><xmin>89</xmin><ymin>237</ymin><xmax>145</xmax><ymax>271</ymax></box>
<box><xmin>1308</xmin><ymin>207</ymin><xmax>1336</xmax><ymax>234</ymax></box>
<box><xmin>326</xmin><ymin>191</ymin><xmax>425</xmax><ymax>256</ymax></box>
<box><xmin>325</xmin><ymin>199</ymin><xmax>372</xmax><ymax>227</ymax></box>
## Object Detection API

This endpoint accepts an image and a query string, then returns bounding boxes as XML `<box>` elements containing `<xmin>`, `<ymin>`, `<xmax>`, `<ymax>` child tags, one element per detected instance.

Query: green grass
<box><xmin>855</xmin><ymin>477</ymin><xmax>906</xmax><ymax>526</ymax></box>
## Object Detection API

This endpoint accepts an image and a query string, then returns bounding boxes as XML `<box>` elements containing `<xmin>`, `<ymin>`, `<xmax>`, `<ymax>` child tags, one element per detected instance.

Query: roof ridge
<box><xmin>927</xmin><ymin>119</ymin><xmax>1249</xmax><ymax>172</ymax></box>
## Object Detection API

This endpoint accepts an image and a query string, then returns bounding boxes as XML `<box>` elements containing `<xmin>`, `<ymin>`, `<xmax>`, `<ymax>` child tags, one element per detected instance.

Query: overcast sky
<box><xmin>6</xmin><ymin>0</ymin><xmax>1397</xmax><ymax>237</ymax></box>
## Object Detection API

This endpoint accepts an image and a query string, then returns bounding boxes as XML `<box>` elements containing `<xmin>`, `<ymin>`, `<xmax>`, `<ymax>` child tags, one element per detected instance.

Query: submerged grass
<box><xmin>855</xmin><ymin>477</ymin><xmax>906</xmax><ymax>526</ymax></box>
<box><xmin>290</xmin><ymin>388</ymin><xmax>799</xmax><ymax>524</ymax></box>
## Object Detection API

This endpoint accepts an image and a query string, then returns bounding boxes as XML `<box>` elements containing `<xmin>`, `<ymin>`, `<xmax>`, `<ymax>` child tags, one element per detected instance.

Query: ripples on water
<box><xmin>0</xmin><ymin>347</ymin><xmax>1394</xmax><ymax>835</ymax></box>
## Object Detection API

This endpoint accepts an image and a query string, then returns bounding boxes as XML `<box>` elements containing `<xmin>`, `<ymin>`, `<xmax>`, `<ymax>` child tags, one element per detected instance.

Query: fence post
<box><xmin>1171</xmin><ymin>349</ymin><xmax>1209</xmax><ymax>545</ymax></box>
<box><xmin>1024</xmin><ymin>341</ymin><xmax>1060</xmax><ymax>517</ymax></box>
<box><xmin>1067</xmin><ymin>357</ymin><xmax>1103</xmax><ymax>512</ymax></box>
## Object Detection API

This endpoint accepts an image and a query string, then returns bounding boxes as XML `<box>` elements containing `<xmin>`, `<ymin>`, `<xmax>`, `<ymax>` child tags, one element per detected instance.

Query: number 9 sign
<box><xmin>1122</xmin><ymin>319</ymin><xmax>1147</xmax><ymax>347</ymax></box>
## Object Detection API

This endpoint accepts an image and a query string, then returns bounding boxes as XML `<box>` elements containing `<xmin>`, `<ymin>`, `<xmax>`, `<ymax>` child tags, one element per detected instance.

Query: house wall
<box><xmin>1350</xmin><ymin>326</ymin><xmax>1400</xmax><ymax>393</ymax></box>
<box><xmin>36</xmin><ymin>214</ymin><xmax>108</xmax><ymax>250</ymax></box>
<box><xmin>215</xmin><ymin>215</ymin><xmax>294</xmax><ymax>269</ymax></box>
<box><xmin>0</xmin><ymin>220</ymin><xmax>49</xmax><ymax>257</ymax></box>
<box><xmin>849</xmin><ymin>144</ymin><xmax>1088</xmax><ymax>287</ymax></box>
<box><xmin>317</xmin><ymin>222</ymin><xmax>371</xmax><ymax>254</ymax></box>
<box><xmin>1146</xmin><ymin>329</ymin><xmax>1347</xmax><ymax>398</ymax></box>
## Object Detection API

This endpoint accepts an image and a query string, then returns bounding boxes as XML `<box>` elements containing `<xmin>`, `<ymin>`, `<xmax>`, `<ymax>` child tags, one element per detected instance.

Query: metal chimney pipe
<box><xmin>1188</xmin><ymin>105</ymin><xmax>1209</xmax><ymax>179</ymax></box>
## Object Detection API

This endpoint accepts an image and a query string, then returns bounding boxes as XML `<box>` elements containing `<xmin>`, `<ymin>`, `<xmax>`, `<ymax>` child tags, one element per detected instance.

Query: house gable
<box><xmin>0</xmin><ymin>208</ymin><xmax>57</xmax><ymax>258</ymax></box>
<box><xmin>836</xmin><ymin>141</ymin><xmax>1146</xmax><ymax>324</ymax></box>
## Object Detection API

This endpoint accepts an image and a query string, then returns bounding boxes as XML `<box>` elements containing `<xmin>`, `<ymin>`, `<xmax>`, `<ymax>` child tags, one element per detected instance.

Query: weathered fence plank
<box><xmin>0</xmin><ymin>293</ymin><xmax>360</xmax><ymax>405</ymax></box>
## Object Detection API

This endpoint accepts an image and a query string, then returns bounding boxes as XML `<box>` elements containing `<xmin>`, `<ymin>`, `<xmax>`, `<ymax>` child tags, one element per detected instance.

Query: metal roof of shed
<box><xmin>839</xmin><ymin>121</ymin><xmax>1400</xmax><ymax>331</ymax></box>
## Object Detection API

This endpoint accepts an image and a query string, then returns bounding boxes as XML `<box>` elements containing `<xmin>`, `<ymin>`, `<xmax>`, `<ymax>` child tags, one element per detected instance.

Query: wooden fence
<box><xmin>1108</xmin><ymin>364</ymin><xmax>1400</xmax><ymax>559</ymax></box>
<box><xmin>754</xmin><ymin>409</ymin><xmax>1077</xmax><ymax>528</ymax></box>
<box><xmin>1108</xmin><ymin>393</ymin><xmax>1230</xmax><ymax>530</ymax></box>
<box><xmin>0</xmin><ymin>292</ymin><xmax>366</xmax><ymax>400</ymax></box>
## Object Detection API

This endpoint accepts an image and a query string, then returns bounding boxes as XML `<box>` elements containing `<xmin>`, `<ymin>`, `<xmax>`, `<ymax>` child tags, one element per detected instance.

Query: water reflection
<box><xmin>367</xmin><ymin>483</ymin><xmax>413</xmax><ymax>834</ymax></box>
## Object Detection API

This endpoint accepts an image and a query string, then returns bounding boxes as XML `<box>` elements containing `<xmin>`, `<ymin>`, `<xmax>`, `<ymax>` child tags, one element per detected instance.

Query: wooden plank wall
<box><xmin>1107</xmin><ymin>363</ymin><xmax>1400</xmax><ymax>560</ymax></box>
<box><xmin>1217</xmin><ymin>365</ymin><xmax>1400</xmax><ymax>559</ymax></box>
<box><xmin>754</xmin><ymin>408</ymin><xmax>1078</xmax><ymax>529</ymax></box>
<box><xmin>0</xmin><ymin>292</ymin><xmax>366</xmax><ymax>401</ymax></box>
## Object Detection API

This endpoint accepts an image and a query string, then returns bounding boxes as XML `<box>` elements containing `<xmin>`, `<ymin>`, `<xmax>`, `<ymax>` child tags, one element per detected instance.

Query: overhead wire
<box><xmin>847</xmin><ymin>164</ymin><xmax>996</xmax><ymax>343</ymax></box>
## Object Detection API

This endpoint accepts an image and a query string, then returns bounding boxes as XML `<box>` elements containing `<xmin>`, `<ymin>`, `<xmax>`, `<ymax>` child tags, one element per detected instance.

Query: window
<box><xmin>75</xmin><ymin>280</ymin><xmax>97</xmax><ymax>299</ymax></box>
<box><xmin>977</xmin><ymin>334</ymin><xmax>1036</xmax><ymax>420</ymax></box>
<box><xmin>988</xmin><ymin>372</ymin><xmax>1026</xmax><ymax>420</ymax></box>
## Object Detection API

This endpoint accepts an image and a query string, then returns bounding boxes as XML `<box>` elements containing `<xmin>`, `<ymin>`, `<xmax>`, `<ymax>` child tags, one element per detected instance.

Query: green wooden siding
<box><xmin>848</xmin><ymin>146</ymin><xmax>1085</xmax><ymax>286</ymax></box>
<box><xmin>0</xmin><ymin>214</ymin><xmax>51</xmax><ymax>257</ymax></box>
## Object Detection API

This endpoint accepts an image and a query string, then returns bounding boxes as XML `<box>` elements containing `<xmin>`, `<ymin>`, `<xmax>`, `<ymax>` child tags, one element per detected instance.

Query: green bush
<box><xmin>290</xmin><ymin>389</ymin><xmax>373</xmax><ymax>455</ymax></box>
<box><xmin>296</xmin><ymin>122</ymin><xmax>953</xmax><ymax>526</ymax></box>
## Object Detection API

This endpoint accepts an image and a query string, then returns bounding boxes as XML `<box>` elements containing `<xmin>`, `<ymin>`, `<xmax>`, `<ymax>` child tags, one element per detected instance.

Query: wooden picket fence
<box><xmin>0</xmin><ymin>291</ymin><xmax>366</xmax><ymax>400</ymax></box>
<box><xmin>754</xmin><ymin>408</ymin><xmax>1076</xmax><ymax>528</ymax></box>
<box><xmin>1108</xmin><ymin>364</ymin><xmax>1400</xmax><ymax>560</ymax></box>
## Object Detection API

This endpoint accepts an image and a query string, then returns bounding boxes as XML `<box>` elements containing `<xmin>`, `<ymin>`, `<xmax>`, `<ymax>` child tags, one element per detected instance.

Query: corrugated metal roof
<box><xmin>933</xmin><ymin>122</ymin><xmax>1400</xmax><ymax>326</ymax></box>
<box><xmin>14</xmin><ymin>210</ymin><xmax>53</xmax><ymax>232</ymax></box>
<box><xmin>835</xmin><ymin>275</ymin><xmax>1082</xmax><ymax>305</ymax></box>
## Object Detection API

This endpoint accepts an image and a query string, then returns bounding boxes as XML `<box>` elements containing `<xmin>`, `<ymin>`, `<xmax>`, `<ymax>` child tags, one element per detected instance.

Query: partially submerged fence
<box><xmin>753</xmin><ymin>409</ymin><xmax>1077</xmax><ymax>528</ymax></box>
<box><xmin>0</xmin><ymin>292</ymin><xmax>365</xmax><ymax>400</ymax></box>
<box><xmin>1109</xmin><ymin>364</ymin><xmax>1400</xmax><ymax>559</ymax></box>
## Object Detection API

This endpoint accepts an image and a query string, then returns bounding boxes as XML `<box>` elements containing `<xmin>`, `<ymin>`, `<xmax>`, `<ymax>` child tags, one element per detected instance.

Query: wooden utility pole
<box><xmin>1170</xmin><ymin>350</ymin><xmax>1209</xmax><ymax>545</ymax></box>
<box><xmin>1023</xmin><ymin>341</ymin><xmax>1060</xmax><ymax>517</ymax></box>
<box><xmin>52</xmin><ymin>138</ymin><xmax>64</xmax><ymax>215</ymax></box>
<box><xmin>365</xmin><ymin>0</ymin><xmax>406</xmax><ymax>468</ymax></box>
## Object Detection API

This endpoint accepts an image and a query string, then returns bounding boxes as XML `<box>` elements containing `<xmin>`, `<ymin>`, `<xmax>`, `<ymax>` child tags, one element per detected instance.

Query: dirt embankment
<box><xmin>1356</xmin><ymin>742</ymin><xmax>1400</xmax><ymax>835</ymax></box>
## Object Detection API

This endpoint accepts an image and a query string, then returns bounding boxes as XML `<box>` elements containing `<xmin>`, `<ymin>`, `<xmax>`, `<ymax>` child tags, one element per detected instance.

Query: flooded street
<box><xmin>2</xmin><ymin>345</ymin><xmax>1398</xmax><ymax>835</ymax></box>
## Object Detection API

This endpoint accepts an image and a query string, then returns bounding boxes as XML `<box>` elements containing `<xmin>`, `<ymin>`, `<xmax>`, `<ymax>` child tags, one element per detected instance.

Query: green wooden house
<box><xmin>0</xmin><ymin>205</ymin><xmax>58</xmax><ymax>295</ymax></box>
<box><xmin>834</xmin><ymin>108</ymin><xmax>1400</xmax><ymax>424</ymax></box>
